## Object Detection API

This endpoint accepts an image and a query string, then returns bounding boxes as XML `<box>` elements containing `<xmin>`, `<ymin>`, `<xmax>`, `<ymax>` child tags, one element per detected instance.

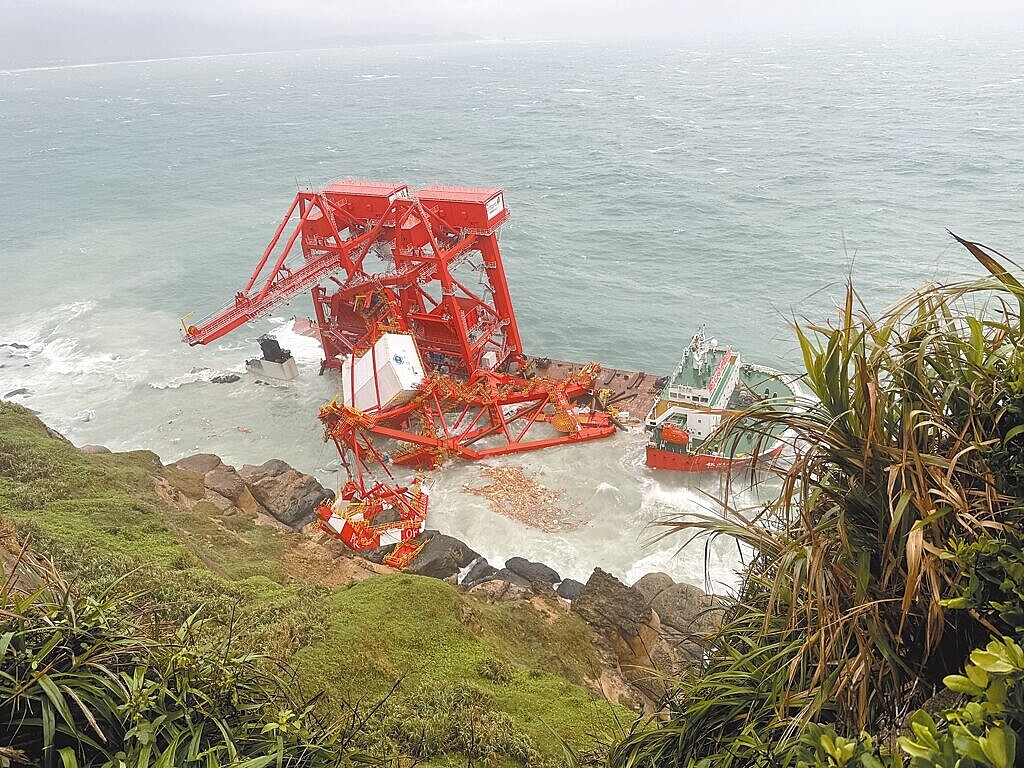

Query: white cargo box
<box><xmin>341</xmin><ymin>333</ymin><xmax>425</xmax><ymax>412</ymax></box>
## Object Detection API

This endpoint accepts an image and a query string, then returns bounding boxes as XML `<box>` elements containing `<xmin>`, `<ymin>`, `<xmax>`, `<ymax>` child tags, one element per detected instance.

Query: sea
<box><xmin>2</xmin><ymin>31</ymin><xmax>1023</xmax><ymax>588</ymax></box>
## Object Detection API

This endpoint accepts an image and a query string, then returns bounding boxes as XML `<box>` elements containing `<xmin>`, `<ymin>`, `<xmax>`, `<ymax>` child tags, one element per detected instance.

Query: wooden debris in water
<box><xmin>464</xmin><ymin>466</ymin><xmax>584</xmax><ymax>532</ymax></box>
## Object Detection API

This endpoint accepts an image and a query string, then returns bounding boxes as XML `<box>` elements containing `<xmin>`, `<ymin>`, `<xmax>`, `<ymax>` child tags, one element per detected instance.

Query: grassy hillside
<box><xmin>0</xmin><ymin>401</ymin><xmax>629</xmax><ymax>765</ymax></box>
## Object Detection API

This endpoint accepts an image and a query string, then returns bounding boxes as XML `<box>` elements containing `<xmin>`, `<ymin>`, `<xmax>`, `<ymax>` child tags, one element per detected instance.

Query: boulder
<box><xmin>573</xmin><ymin>568</ymin><xmax>681</xmax><ymax>710</ymax></box>
<box><xmin>210</xmin><ymin>374</ymin><xmax>240</xmax><ymax>384</ymax></box>
<box><xmin>239</xmin><ymin>459</ymin><xmax>333</xmax><ymax>528</ymax></box>
<box><xmin>632</xmin><ymin>572</ymin><xmax>675</xmax><ymax>604</ymax></box>
<box><xmin>357</xmin><ymin>544</ymin><xmax>395</xmax><ymax>565</ymax></box>
<box><xmin>204</xmin><ymin>465</ymin><xmax>246</xmax><ymax>503</ymax></box>
<box><xmin>240</xmin><ymin>458</ymin><xmax>292</xmax><ymax>479</ymax></box>
<box><xmin>3</xmin><ymin>388</ymin><xmax>30</xmax><ymax>398</ymax></box>
<box><xmin>172</xmin><ymin>453</ymin><xmax>224</xmax><ymax>474</ymax></box>
<box><xmin>80</xmin><ymin>444</ymin><xmax>111</xmax><ymax>454</ymax></box>
<box><xmin>469</xmin><ymin>578</ymin><xmax>531</xmax><ymax>602</ymax></box>
<box><xmin>556</xmin><ymin>578</ymin><xmax>585</xmax><ymax>601</ymax></box>
<box><xmin>505</xmin><ymin>556</ymin><xmax>560</xmax><ymax>585</ymax></box>
<box><xmin>492</xmin><ymin>568</ymin><xmax>532</xmax><ymax>588</ymax></box>
<box><xmin>407</xmin><ymin>530</ymin><xmax>480</xmax><ymax>580</ymax></box>
<box><xmin>463</xmin><ymin>557</ymin><xmax>498</xmax><ymax>587</ymax></box>
<box><xmin>650</xmin><ymin>582</ymin><xmax>722</xmax><ymax>636</ymax></box>
<box><xmin>573</xmin><ymin>568</ymin><xmax>652</xmax><ymax>641</ymax></box>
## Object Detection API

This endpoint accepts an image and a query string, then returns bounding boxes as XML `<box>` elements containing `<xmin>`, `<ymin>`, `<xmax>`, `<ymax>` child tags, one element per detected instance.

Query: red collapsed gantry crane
<box><xmin>184</xmin><ymin>181</ymin><xmax>616</xmax><ymax>566</ymax></box>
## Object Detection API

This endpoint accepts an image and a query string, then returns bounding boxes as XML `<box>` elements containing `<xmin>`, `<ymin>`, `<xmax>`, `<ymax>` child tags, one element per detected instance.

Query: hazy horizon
<box><xmin>3</xmin><ymin>1</ymin><xmax>1024</xmax><ymax>68</ymax></box>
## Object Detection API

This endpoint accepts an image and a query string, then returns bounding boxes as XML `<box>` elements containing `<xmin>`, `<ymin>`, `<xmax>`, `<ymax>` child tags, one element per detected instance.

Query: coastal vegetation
<box><xmin>4</xmin><ymin>235</ymin><xmax>1024</xmax><ymax>767</ymax></box>
<box><xmin>0</xmin><ymin>401</ymin><xmax>626</xmax><ymax>766</ymax></box>
<box><xmin>609</xmin><ymin>236</ymin><xmax>1024</xmax><ymax>767</ymax></box>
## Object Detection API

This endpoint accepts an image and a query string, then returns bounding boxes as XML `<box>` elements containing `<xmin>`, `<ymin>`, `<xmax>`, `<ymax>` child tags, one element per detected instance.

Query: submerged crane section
<box><xmin>184</xmin><ymin>180</ymin><xmax>616</xmax><ymax>567</ymax></box>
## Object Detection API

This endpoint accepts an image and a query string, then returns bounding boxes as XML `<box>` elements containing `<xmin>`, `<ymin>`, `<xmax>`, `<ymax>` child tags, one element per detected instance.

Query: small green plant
<box><xmin>0</xmin><ymin>540</ymin><xmax>382</xmax><ymax>767</ymax></box>
<box><xmin>384</xmin><ymin>681</ymin><xmax>542</xmax><ymax>766</ymax></box>
<box><xmin>899</xmin><ymin>637</ymin><xmax>1024</xmax><ymax>768</ymax></box>
<box><xmin>478</xmin><ymin>657</ymin><xmax>517</xmax><ymax>684</ymax></box>
<box><xmin>944</xmin><ymin>536</ymin><xmax>1024</xmax><ymax>641</ymax></box>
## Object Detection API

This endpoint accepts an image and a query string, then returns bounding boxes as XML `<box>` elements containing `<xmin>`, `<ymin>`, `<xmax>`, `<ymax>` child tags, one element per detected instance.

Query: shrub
<box><xmin>0</xmin><ymin>540</ymin><xmax>382</xmax><ymax>767</ymax></box>
<box><xmin>478</xmin><ymin>657</ymin><xmax>518</xmax><ymax>684</ymax></box>
<box><xmin>384</xmin><ymin>681</ymin><xmax>542</xmax><ymax>766</ymax></box>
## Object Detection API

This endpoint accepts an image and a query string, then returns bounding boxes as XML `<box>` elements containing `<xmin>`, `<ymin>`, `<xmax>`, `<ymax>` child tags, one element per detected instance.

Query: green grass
<box><xmin>298</xmin><ymin>575</ymin><xmax>627</xmax><ymax>758</ymax></box>
<box><xmin>0</xmin><ymin>401</ymin><xmax>626</xmax><ymax>764</ymax></box>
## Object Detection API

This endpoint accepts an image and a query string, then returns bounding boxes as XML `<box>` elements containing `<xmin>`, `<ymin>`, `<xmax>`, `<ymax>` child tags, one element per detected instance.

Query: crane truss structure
<box><xmin>184</xmin><ymin>181</ymin><xmax>616</xmax><ymax>566</ymax></box>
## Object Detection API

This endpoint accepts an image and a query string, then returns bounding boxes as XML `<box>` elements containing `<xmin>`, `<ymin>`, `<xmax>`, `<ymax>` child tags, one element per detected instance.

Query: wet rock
<box><xmin>505</xmin><ymin>556</ymin><xmax>560</xmax><ymax>585</ymax></box>
<box><xmin>3</xmin><ymin>388</ymin><xmax>30</xmax><ymax>398</ymax></box>
<box><xmin>632</xmin><ymin>572</ymin><xmax>675</xmax><ymax>604</ymax></box>
<box><xmin>407</xmin><ymin>530</ymin><xmax>480</xmax><ymax>580</ymax></box>
<box><xmin>239</xmin><ymin>459</ymin><xmax>333</xmax><ymax>528</ymax></box>
<box><xmin>80</xmin><ymin>444</ymin><xmax>111</xmax><ymax>454</ymax></box>
<box><xmin>0</xmin><ymin>343</ymin><xmax>29</xmax><ymax>350</ymax></box>
<box><xmin>211</xmin><ymin>374</ymin><xmax>241</xmax><ymax>384</ymax></box>
<box><xmin>556</xmin><ymin>578</ymin><xmax>585</xmax><ymax>601</ymax></box>
<box><xmin>357</xmin><ymin>544</ymin><xmax>394</xmax><ymax>565</ymax></box>
<box><xmin>463</xmin><ymin>557</ymin><xmax>497</xmax><ymax>587</ymax></box>
<box><xmin>172</xmin><ymin>453</ymin><xmax>224</xmax><ymax>474</ymax></box>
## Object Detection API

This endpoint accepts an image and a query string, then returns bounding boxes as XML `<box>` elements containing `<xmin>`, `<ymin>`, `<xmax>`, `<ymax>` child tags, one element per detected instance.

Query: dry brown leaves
<box><xmin>464</xmin><ymin>465</ymin><xmax>585</xmax><ymax>532</ymax></box>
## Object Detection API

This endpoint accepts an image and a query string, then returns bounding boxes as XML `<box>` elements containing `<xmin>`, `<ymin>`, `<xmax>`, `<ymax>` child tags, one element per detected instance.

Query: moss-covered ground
<box><xmin>0</xmin><ymin>401</ymin><xmax>629</xmax><ymax>764</ymax></box>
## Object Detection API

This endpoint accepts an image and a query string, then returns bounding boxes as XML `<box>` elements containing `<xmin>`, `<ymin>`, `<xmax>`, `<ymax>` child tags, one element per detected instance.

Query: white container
<box><xmin>342</xmin><ymin>333</ymin><xmax>425</xmax><ymax>412</ymax></box>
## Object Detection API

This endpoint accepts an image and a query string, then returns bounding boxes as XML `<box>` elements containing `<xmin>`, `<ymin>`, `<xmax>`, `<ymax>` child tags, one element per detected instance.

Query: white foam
<box><xmin>148</xmin><ymin>367</ymin><xmax>217</xmax><ymax>390</ymax></box>
<box><xmin>266</xmin><ymin>317</ymin><xmax>326</xmax><ymax>364</ymax></box>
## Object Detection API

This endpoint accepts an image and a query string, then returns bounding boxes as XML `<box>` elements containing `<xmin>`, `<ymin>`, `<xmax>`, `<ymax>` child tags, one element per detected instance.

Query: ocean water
<box><xmin>2</xmin><ymin>33</ymin><xmax>1023</xmax><ymax>587</ymax></box>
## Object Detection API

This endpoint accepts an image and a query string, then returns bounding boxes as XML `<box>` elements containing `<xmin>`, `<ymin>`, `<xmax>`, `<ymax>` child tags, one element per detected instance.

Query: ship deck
<box><xmin>525</xmin><ymin>357</ymin><xmax>666</xmax><ymax>423</ymax></box>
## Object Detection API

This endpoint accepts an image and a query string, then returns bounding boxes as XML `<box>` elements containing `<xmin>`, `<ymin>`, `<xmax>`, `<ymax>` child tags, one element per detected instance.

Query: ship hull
<box><xmin>645</xmin><ymin>441</ymin><xmax>784</xmax><ymax>472</ymax></box>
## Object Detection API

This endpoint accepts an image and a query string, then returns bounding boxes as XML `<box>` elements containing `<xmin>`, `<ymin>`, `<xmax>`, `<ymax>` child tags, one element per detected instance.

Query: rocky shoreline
<box><xmin>149</xmin><ymin>446</ymin><xmax>724</xmax><ymax>710</ymax></box>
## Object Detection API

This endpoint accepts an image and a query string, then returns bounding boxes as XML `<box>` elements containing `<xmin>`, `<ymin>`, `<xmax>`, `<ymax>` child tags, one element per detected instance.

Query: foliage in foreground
<box><xmin>609</xmin><ymin>236</ymin><xmax>1024</xmax><ymax>766</ymax></box>
<box><xmin>0</xmin><ymin>538</ymin><xmax>381</xmax><ymax>768</ymax></box>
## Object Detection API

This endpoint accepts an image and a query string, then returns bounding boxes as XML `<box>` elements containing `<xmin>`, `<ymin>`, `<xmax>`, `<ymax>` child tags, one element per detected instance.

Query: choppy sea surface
<box><xmin>2</xmin><ymin>33</ymin><xmax>1023</xmax><ymax>587</ymax></box>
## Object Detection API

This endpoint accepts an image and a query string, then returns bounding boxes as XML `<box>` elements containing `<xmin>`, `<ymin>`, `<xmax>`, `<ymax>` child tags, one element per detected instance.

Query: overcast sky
<box><xmin>3</xmin><ymin>0</ymin><xmax>1023</xmax><ymax>66</ymax></box>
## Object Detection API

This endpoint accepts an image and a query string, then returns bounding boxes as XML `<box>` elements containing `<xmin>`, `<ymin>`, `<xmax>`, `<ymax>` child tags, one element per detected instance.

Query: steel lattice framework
<box><xmin>184</xmin><ymin>181</ymin><xmax>615</xmax><ymax>566</ymax></box>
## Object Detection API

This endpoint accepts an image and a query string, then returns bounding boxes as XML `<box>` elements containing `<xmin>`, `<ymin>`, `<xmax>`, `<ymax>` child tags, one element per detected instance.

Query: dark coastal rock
<box><xmin>632</xmin><ymin>572</ymin><xmax>675</xmax><ymax>604</ymax></box>
<box><xmin>172</xmin><ymin>453</ymin><xmax>224</xmax><ymax>474</ymax></box>
<box><xmin>239</xmin><ymin>459</ymin><xmax>333</xmax><ymax>528</ymax></box>
<box><xmin>463</xmin><ymin>557</ymin><xmax>497</xmax><ymax>587</ymax></box>
<box><xmin>3</xmin><ymin>388</ymin><xmax>30</xmax><ymax>398</ymax></box>
<box><xmin>505</xmin><ymin>556</ymin><xmax>560</xmax><ymax>584</ymax></box>
<box><xmin>357</xmin><ymin>543</ymin><xmax>395</xmax><ymax>565</ymax></box>
<box><xmin>556</xmin><ymin>578</ymin><xmax>585</xmax><ymax>601</ymax></box>
<box><xmin>80</xmin><ymin>444</ymin><xmax>112</xmax><ymax>454</ymax></box>
<box><xmin>492</xmin><ymin>568</ymin><xmax>532</xmax><ymax>588</ymax></box>
<box><xmin>407</xmin><ymin>530</ymin><xmax>480</xmax><ymax>579</ymax></box>
<box><xmin>211</xmin><ymin>374</ymin><xmax>241</xmax><ymax>384</ymax></box>
<box><xmin>0</xmin><ymin>343</ymin><xmax>29</xmax><ymax>350</ymax></box>
<box><xmin>573</xmin><ymin>568</ymin><xmax>651</xmax><ymax>640</ymax></box>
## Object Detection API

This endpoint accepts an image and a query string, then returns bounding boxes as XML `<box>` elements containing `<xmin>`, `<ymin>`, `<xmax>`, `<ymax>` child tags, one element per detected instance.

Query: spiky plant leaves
<box><xmin>616</xmin><ymin>237</ymin><xmax>1024</xmax><ymax>766</ymax></box>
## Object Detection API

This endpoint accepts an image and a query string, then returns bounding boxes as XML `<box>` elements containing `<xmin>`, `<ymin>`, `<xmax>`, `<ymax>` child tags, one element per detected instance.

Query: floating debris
<box><xmin>465</xmin><ymin>466</ymin><xmax>585</xmax><ymax>533</ymax></box>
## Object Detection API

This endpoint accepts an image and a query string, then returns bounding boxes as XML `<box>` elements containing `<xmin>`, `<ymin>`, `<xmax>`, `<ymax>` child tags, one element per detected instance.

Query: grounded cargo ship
<box><xmin>644</xmin><ymin>326</ymin><xmax>797</xmax><ymax>472</ymax></box>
